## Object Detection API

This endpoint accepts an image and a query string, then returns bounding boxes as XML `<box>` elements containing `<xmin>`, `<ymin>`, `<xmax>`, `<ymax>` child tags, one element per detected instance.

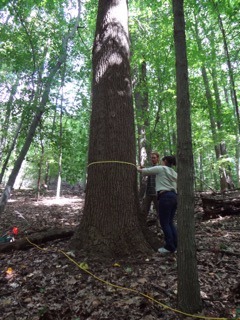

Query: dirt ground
<box><xmin>0</xmin><ymin>189</ymin><xmax>239</xmax><ymax>320</ymax></box>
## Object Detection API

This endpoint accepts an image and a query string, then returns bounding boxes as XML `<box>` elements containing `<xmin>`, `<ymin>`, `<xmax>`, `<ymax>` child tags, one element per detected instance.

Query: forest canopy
<box><xmin>0</xmin><ymin>0</ymin><xmax>239</xmax><ymax>191</ymax></box>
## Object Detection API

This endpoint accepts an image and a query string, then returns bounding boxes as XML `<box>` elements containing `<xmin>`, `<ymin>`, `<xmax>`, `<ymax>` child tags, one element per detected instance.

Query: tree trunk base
<box><xmin>70</xmin><ymin>222</ymin><xmax>153</xmax><ymax>259</ymax></box>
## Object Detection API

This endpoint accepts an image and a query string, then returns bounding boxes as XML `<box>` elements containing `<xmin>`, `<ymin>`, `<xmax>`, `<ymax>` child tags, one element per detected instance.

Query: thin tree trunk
<box><xmin>201</xmin><ymin>66</ymin><xmax>227</xmax><ymax>189</ymax></box>
<box><xmin>56</xmin><ymin>152</ymin><xmax>62</xmax><ymax>198</ymax></box>
<box><xmin>211</xmin><ymin>66</ymin><xmax>234</xmax><ymax>190</ymax></box>
<box><xmin>194</xmin><ymin>16</ymin><xmax>230</xmax><ymax>191</ymax></box>
<box><xmin>217</xmin><ymin>10</ymin><xmax>240</xmax><ymax>134</ymax></box>
<box><xmin>235</xmin><ymin>137</ymin><xmax>240</xmax><ymax>188</ymax></box>
<box><xmin>216</xmin><ymin>12</ymin><xmax>240</xmax><ymax>186</ymax></box>
<box><xmin>134</xmin><ymin>62</ymin><xmax>161</xmax><ymax>246</ymax></box>
<box><xmin>152</xmin><ymin>52</ymin><xmax>171</xmax><ymax>136</ymax></box>
<box><xmin>56</xmin><ymin>99</ymin><xmax>63</xmax><ymax>199</ymax></box>
<box><xmin>44</xmin><ymin>161</ymin><xmax>50</xmax><ymax>188</ymax></box>
<box><xmin>164</xmin><ymin>104</ymin><xmax>173</xmax><ymax>153</ymax></box>
<box><xmin>56</xmin><ymin>64</ymin><xmax>66</xmax><ymax>199</ymax></box>
<box><xmin>135</xmin><ymin>61</ymin><xmax>151</xmax><ymax>198</ymax></box>
<box><xmin>172</xmin><ymin>0</ymin><xmax>202</xmax><ymax>313</ymax></box>
<box><xmin>198</xmin><ymin>152</ymin><xmax>204</xmax><ymax>191</ymax></box>
<box><xmin>37</xmin><ymin>137</ymin><xmax>45</xmax><ymax>200</ymax></box>
<box><xmin>0</xmin><ymin>118</ymin><xmax>23</xmax><ymax>184</ymax></box>
<box><xmin>0</xmin><ymin>78</ymin><xmax>19</xmax><ymax>164</ymax></box>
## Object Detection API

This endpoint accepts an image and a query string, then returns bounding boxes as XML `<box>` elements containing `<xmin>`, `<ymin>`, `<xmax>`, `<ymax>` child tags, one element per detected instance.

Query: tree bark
<box><xmin>37</xmin><ymin>136</ymin><xmax>45</xmax><ymax>200</ymax></box>
<box><xmin>193</xmin><ymin>16</ymin><xmax>229</xmax><ymax>191</ymax></box>
<box><xmin>216</xmin><ymin>12</ymin><xmax>240</xmax><ymax>187</ymax></box>
<box><xmin>0</xmin><ymin>118</ymin><xmax>23</xmax><ymax>184</ymax></box>
<box><xmin>172</xmin><ymin>0</ymin><xmax>202</xmax><ymax>313</ymax></box>
<box><xmin>135</xmin><ymin>61</ymin><xmax>151</xmax><ymax>198</ymax></box>
<box><xmin>0</xmin><ymin>78</ymin><xmax>19</xmax><ymax>166</ymax></box>
<box><xmin>216</xmin><ymin>10</ymin><xmax>240</xmax><ymax>134</ymax></box>
<box><xmin>56</xmin><ymin>66</ymin><xmax>66</xmax><ymax>199</ymax></box>
<box><xmin>71</xmin><ymin>0</ymin><xmax>152</xmax><ymax>258</ymax></box>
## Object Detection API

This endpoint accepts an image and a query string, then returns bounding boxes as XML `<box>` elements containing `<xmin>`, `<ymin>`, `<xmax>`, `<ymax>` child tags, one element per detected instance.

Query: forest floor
<box><xmin>0</xmin><ymin>189</ymin><xmax>239</xmax><ymax>320</ymax></box>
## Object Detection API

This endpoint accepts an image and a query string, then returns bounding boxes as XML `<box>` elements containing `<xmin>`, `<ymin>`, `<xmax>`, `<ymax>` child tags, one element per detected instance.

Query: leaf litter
<box><xmin>0</xmin><ymin>189</ymin><xmax>239</xmax><ymax>319</ymax></box>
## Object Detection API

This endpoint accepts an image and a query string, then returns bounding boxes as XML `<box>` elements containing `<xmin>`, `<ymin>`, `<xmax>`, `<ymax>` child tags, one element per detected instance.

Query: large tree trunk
<box><xmin>172</xmin><ymin>0</ymin><xmax>202</xmax><ymax>313</ymax></box>
<box><xmin>71</xmin><ymin>0</ymin><xmax>152</xmax><ymax>258</ymax></box>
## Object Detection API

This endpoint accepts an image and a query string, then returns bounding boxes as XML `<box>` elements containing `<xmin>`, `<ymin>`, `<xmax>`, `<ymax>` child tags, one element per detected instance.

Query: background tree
<box><xmin>172</xmin><ymin>0</ymin><xmax>202</xmax><ymax>313</ymax></box>
<box><xmin>134</xmin><ymin>60</ymin><xmax>151</xmax><ymax>198</ymax></box>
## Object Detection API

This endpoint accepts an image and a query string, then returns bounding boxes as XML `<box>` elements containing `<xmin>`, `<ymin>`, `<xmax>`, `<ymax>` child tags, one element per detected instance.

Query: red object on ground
<box><xmin>12</xmin><ymin>227</ymin><xmax>19</xmax><ymax>235</ymax></box>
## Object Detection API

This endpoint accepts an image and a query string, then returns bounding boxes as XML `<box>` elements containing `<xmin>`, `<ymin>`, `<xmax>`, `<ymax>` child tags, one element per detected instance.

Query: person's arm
<box><xmin>137</xmin><ymin>166</ymin><xmax>160</xmax><ymax>175</ymax></box>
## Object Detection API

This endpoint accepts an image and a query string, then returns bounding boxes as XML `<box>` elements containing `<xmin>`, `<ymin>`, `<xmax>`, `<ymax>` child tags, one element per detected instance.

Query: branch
<box><xmin>0</xmin><ymin>228</ymin><xmax>74</xmax><ymax>253</ymax></box>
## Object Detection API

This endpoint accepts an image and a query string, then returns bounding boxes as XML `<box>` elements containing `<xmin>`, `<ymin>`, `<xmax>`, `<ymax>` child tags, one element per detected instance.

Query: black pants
<box><xmin>158</xmin><ymin>191</ymin><xmax>177</xmax><ymax>252</ymax></box>
<box><xmin>142</xmin><ymin>194</ymin><xmax>158</xmax><ymax>215</ymax></box>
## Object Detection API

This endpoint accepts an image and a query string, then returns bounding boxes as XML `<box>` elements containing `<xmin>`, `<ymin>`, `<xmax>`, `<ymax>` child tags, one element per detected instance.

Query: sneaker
<box><xmin>158</xmin><ymin>247</ymin><xmax>171</xmax><ymax>254</ymax></box>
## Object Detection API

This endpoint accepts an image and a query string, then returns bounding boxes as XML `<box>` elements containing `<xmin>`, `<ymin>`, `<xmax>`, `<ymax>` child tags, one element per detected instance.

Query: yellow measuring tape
<box><xmin>25</xmin><ymin>238</ymin><xmax>229</xmax><ymax>320</ymax></box>
<box><xmin>88</xmin><ymin>160</ymin><xmax>137</xmax><ymax>168</ymax></box>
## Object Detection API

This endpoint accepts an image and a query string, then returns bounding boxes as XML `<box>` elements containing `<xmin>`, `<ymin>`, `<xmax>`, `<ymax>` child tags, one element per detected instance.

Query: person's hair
<box><xmin>151</xmin><ymin>151</ymin><xmax>160</xmax><ymax>159</ymax></box>
<box><xmin>162</xmin><ymin>155</ymin><xmax>176</xmax><ymax>167</ymax></box>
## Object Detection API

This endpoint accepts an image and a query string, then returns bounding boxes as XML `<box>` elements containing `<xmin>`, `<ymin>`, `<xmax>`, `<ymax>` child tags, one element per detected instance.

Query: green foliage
<box><xmin>0</xmin><ymin>0</ymin><xmax>239</xmax><ymax>190</ymax></box>
<box><xmin>0</xmin><ymin>0</ymin><xmax>93</xmax><ymax>188</ymax></box>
